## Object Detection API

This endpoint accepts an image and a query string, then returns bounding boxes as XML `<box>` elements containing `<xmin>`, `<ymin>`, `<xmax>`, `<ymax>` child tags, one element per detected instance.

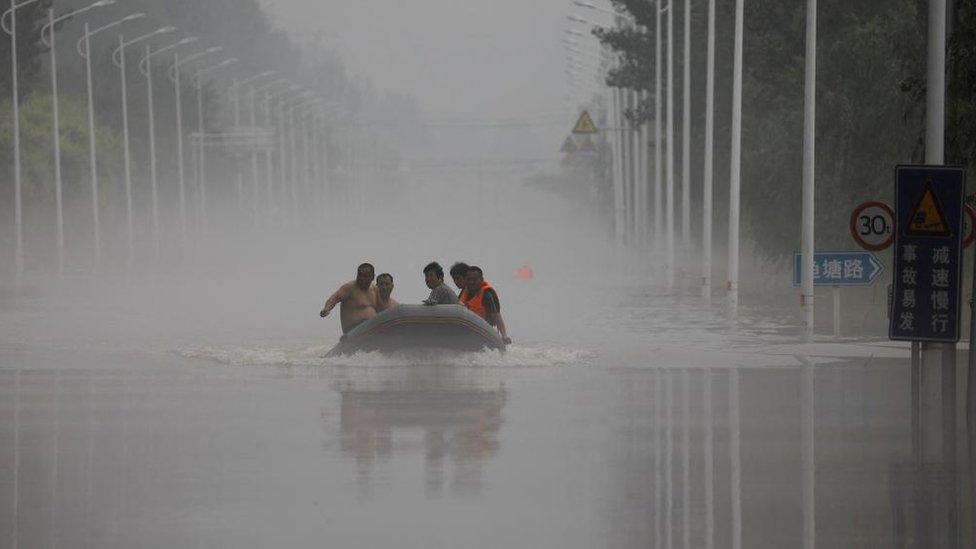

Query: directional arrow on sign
<box><xmin>792</xmin><ymin>251</ymin><xmax>885</xmax><ymax>286</ymax></box>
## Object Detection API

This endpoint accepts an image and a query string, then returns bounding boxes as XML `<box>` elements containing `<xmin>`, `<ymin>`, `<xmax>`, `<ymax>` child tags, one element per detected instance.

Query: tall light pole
<box><xmin>229</xmin><ymin>71</ymin><xmax>274</xmax><ymax>216</ymax></box>
<box><xmin>2</xmin><ymin>0</ymin><xmax>44</xmax><ymax>279</ymax></box>
<box><xmin>254</xmin><ymin>78</ymin><xmax>292</xmax><ymax>224</ymax></box>
<box><xmin>40</xmin><ymin>0</ymin><xmax>116</xmax><ymax>276</ymax></box>
<box><xmin>140</xmin><ymin>37</ymin><xmax>199</xmax><ymax>260</ymax></box>
<box><xmin>666</xmin><ymin>0</ymin><xmax>676</xmax><ymax>288</ymax></box>
<box><xmin>194</xmin><ymin>57</ymin><xmax>238</xmax><ymax>234</ymax></box>
<box><xmin>801</xmin><ymin>0</ymin><xmax>817</xmax><ymax>336</ymax></box>
<box><xmin>681</xmin><ymin>0</ymin><xmax>691</xmax><ymax>288</ymax></box>
<box><xmin>655</xmin><ymin>1</ymin><xmax>665</xmax><ymax>268</ymax></box>
<box><xmin>168</xmin><ymin>45</ymin><xmax>221</xmax><ymax>241</ymax></box>
<box><xmin>111</xmin><ymin>26</ymin><xmax>177</xmax><ymax>265</ymax></box>
<box><xmin>728</xmin><ymin>0</ymin><xmax>744</xmax><ymax>313</ymax></box>
<box><xmin>76</xmin><ymin>12</ymin><xmax>144</xmax><ymax>271</ymax></box>
<box><xmin>702</xmin><ymin>0</ymin><xmax>715</xmax><ymax>304</ymax></box>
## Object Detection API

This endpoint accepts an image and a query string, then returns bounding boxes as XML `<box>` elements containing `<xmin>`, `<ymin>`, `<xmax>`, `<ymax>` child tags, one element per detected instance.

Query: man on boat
<box><xmin>375</xmin><ymin>273</ymin><xmax>399</xmax><ymax>313</ymax></box>
<box><xmin>450</xmin><ymin>262</ymin><xmax>469</xmax><ymax>296</ymax></box>
<box><xmin>319</xmin><ymin>263</ymin><xmax>378</xmax><ymax>334</ymax></box>
<box><xmin>423</xmin><ymin>262</ymin><xmax>459</xmax><ymax>305</ymax></box>
<box><xmin>460</xmin><ymin>266</ymin><xmax>512</xmax><ymax>345</ymax></box>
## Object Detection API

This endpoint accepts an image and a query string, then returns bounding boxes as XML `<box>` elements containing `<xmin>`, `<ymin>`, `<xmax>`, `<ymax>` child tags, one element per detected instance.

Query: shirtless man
<box><xmin>319</xmin><ymin>263</ymin><xmax>378</xmax><ymax>334</ymax></box>
<box><xmin>374</xmin><ymin>273</ymin><xmax>399</xmax><ymax>313</ymax></box>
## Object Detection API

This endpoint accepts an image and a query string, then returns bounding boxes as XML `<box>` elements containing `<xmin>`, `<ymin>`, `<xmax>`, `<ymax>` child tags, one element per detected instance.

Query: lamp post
<box><xmin>253</xmin><ymin>78</ymin><xmax>291</xmax><ymax>224</ymax></box>
<box><xmin>139</xmin><ymin>36</ymin><xmax>199</xmax><ymax>260</ymax></box>
<box><xmin>112</xmin><ymin>26</ymin><xmax>177</xmax><ymax>265</ymax></box>
<box><xmin>194</xmin><ymin>57</ymin><xmax>238</xmax><ymax>234</ymax></box>
<box><xmin>269</xmin><ymin>86</ymin><xmax>305</xmax><ymax>226</ymax></box>
<box><xmin>728</xmin><ymin>0</ymin><xmax>744</xmax><ymax>313</ymax></box>
<box><xmin>39</xmin><ymin>0</ymin><xmax>116</xmax><ymax>276</ymax></box>
<box><xmin>702</xmin><ymin>0</ymin><xmax>715</xmax><ymax>304</ymax></box>
<box><xmin>229</xmin><ymin>71</ymin><xmax>274</xmax><ymax>217</ymax></box>
<box><xmin>2</xmin><ymin>0</ymin><xmax>45</xmax><ymax>278</ymax></box>
<box><xmin>168</xmin><ymin>45</ymin><xmax>221</xmax><ymax>241</ymax></box>
<box><xmin>76</xmin><ymin>12</ymin><xmax>144</xmax><ymax>271</ymax></box>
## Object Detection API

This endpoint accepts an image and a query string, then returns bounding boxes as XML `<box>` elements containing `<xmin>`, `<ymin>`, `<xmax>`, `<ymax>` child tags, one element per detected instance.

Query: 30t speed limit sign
<box><xmin>850</xmin><ymin>201</ymin><xmax>894</xmax><ymax>251</ymax></box>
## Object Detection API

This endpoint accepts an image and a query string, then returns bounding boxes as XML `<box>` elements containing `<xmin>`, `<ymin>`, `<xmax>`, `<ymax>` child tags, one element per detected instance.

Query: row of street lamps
<box><xmin>3</xmin><ymin>0</ymin><xmax>341</xmax><ymax>278</ymax></box>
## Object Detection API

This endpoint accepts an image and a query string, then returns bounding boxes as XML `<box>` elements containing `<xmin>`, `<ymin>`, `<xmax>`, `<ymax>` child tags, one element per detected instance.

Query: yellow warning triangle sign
<box><xmin>572</xmin><ymin>110</ymin><xmax>598</xmax><ymax>134</ymax></box>
<box><xmin>906</xmin><ymin>180</ymin><xmax>951</xmax><ymax>237</ymax></box>
<box><xmin>560</xmin><ymin>136</ymin><xmax>578</xmax><ymax>154</ymax></box>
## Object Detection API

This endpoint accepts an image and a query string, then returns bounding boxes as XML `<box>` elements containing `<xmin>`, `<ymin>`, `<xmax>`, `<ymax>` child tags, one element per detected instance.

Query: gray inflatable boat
<box><xmin>326</xmin><ymin>304</ymin><xmax>505</xmax><ymax>357</ymax></box>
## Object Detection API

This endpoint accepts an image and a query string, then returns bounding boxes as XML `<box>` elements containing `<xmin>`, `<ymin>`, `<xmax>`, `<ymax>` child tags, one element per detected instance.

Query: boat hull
<box><xmin>326</xmin><ymin>304</ymin><xmax>505</xmax><ymax>357</ymax></box>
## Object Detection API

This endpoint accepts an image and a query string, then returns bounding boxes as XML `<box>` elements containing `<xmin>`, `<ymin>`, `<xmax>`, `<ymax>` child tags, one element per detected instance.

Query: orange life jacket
<box><xmin>460</xmin><ymin>281</ymin><xmax>493</xmax><ymax>320</ymax></box>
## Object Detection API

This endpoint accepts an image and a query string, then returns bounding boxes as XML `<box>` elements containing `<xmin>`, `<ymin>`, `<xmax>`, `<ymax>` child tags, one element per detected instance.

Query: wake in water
<box><xmin>180</xmin><ymin>343</ymin><xmax>593</xmax><ymax>368</ymax></box>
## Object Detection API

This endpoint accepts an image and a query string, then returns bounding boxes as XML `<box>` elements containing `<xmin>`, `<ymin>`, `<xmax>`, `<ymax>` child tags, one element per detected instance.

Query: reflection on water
<box><xmin>607</xmin><ymin>363</ymin><xmax>972</xmax><ymax>549</ymax></box>
<box><xmin>335</xmin><ymin>365</ymin><xmax>507</xmax><ymax>499</ymax></box>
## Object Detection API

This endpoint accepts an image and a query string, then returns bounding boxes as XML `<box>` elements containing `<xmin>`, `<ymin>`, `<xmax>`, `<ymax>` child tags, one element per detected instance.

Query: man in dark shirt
<box><xmin>422</xmin><ymin>262</ymin><xmax>459</xmax><ymax>305</ymax></box>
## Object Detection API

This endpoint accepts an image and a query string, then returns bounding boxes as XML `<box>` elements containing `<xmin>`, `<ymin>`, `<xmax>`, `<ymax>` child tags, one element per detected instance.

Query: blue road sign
<box><xmin>889</xmin><ymin>165</ymin><xmax>966</xmax><ymax>343</ymax></box>
<box><xmin>792</xmin><ymin>251</ymin><xmax>885</xmax><ymax>286</ymax></box>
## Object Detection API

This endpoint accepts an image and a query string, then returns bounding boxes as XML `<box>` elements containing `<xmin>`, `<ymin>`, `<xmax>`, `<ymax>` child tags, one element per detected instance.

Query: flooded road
<box><xmin>0</xmin><ymin>275</ymin><xmax>970</xmax><ymax>549</ymax></box>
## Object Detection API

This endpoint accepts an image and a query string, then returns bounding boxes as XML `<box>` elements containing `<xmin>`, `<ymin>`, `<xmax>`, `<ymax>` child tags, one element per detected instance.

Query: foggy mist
<box><xmin>1</xmin><ymin>0</ymin><xmax>974</xmax><ymax>547</ymax></box>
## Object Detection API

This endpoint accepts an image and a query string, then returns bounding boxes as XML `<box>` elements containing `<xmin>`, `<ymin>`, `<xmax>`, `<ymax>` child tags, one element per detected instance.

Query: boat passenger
<box><xmin>375</xmin><ymin>273</ymin><xmax>399</xmax><ymax>313</ymax></box>
<box><xmin>319</xmin><ymin>263</ymin><xmax>378</xmax><ymax>334</ymax></box>
<box><xmin>460</xmin><ymin>266</ymin><xmax>512</xmax><ymax>345</ymax></box>
<box><xmin>423</xmin><ymin>261</ymin><xmax>459</xmax><ymax>305</ymax></box>
<box><xmin>449</xmin><ymin>262</ymin><xmax>469</xmax><ymax>296</ymax></box>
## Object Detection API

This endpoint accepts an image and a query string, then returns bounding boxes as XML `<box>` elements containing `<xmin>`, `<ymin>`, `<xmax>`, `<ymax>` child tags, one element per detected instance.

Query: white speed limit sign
<box><xmin>850</xmin><ymin>201</ymin><xmax>895</xmax><ymax>251</ymax></box>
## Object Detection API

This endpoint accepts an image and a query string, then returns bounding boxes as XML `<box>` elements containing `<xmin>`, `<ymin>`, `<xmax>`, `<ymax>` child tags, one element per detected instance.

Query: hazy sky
<box><xmin>259</xmin><ymin>0</ymin><xmax>606</xmax><ymax>121</ymax></box>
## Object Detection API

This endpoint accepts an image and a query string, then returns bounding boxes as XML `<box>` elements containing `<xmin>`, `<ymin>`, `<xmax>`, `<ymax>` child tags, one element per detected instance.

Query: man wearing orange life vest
<box><xmin>460</xmin><ymin>265</ymin><xmax>511</xmax><ymax>345</ymax></box>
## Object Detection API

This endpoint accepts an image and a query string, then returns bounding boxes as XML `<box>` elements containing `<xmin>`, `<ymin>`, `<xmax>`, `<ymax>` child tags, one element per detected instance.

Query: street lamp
<box><xmin>2</xmin><ymin>0</ymin><xmax>45</xmax><ymax>278</ymax></box>
<box><xmin>229</xmin><ymin>71</ymin><xmax>274</xmax><ymax>214</ymax></box>
<box><xmin>169</xmin><ymin>45</ymin><xmax>221</xmax><ymax>241</ymax></box>
<box><xmin>253</xmin><ymin>79</ymin><xmax>292</xmax><ymax>223</ymax></box>
<box><xmin>140</xmin><ymin>36</ymin><xmax>199</xmax><ymax>258</ymax></box>
<box><xmin>111</xmin><ymin>26</ymin><xmax>178</xmax><ymax>264</ymax></box>
<box><xmin>76</xmin><ymin>12</ymin><xmax>144</xmax><ymax>270</ymax></box>
<box><xmin>39</xmin><ymin>0</ymin><xmax>116</xmax><ymax>275</ymax></box>
<box><xmin>194</xmin><ymin>57</ymin><xmax>238</xmax><ymax>233</ymax></box>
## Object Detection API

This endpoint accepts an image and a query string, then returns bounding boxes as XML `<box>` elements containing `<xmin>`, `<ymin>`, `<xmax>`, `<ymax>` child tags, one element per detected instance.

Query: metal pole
<box><xmin>666</xmin><ymin>0</ymin><xmax>675</xmax><ymax>287</ymax></box>
<box><xmin>612</xmin><ymin>88</ymin><xmax>625</xmax><ymax>244</ymax></box>
<box><xmin>654</xmin><ymin>0</ymin><xmax>663</xmax><ymax>261</ymax></box>
<box><xmin>8</xmin><ymin>0</ymin><xmax>23</xmax><ymax>278</ymax></box>
<box><xmin>232</xmin><ymin>79</ymin><xmax>243</xmax><ymax>213</ymax></box>
<box><xmin>301</xmin><ymin>112</ymin><xmax>310</xmax><ymax>208</ymax></box>
<box><xmin>801</xmin><ymin>0</ymin><xmax>817</xmax><ymax>337</ymax></box>
<box><xmin>145</xmin><ymin>44</ymin><xmax>160</xmax><ymax>260</ymax></box>
<box><xmin>82</xmin><ymin>24</ymin><xmax>101</xmax><ymax>269</ymax></box>
<box><xmin>264</xmin><ymin>91</ymin><xmax>274</xmax><ymax>225</ymax></box>
<box><xmin>681</xmin><ymin>0</ymin><xmax>691</xmax><ymax>287</ymax></box>
<box><xmin>276</xmin><ymin>97</ymin><xmax>286</xmax><ymax>227</ymax></box>
<box><xmin>173</xmin><ymin>52</ymin><xmax>187</xmax><ymax>243</ymax></box>
<box><xmin>728</xmin><ymin>0</ymin><xmax>745</xmax><ymax>312</ymax></box>
<box><xmin>832</xmin><ymin>286</ymin><xmax>840</xmax><ymax>338</ymax></box>
<box><xmin>631</xmin><ymin>90</ymin><xmax>641</xmax><ymax>245</ymax></box>
<box><xmin>49</xmin><ymin>9</ymin><xmax>65</xmax><ymax>277</ymax></box>
<box><xmin>196</xmin><ymin>73</ymin><xmax>207</xmax><ymax>234</ymax></box>
<box><xmin>249</xmin><ymin>87</ymin><xmax>260</xmax><ymax>217</ymax></box>
<box><xmin>118</xmin><ymin>36</ymin><xmax>134</xmax><ymax>264</ymax></box>
<box><xmin>702</xmin><ymin>0</ymin><xmax>715</xmax><ymax>304</ymax></box>
<box><xmin>289</xmin><ymin>103</ymin><xmax>299</xmax><ymax>223</ymax></box>
<box><xmin>639</xmin><ymin>91</ymin><xmax>649</xmax><ymax>249</ymax></box>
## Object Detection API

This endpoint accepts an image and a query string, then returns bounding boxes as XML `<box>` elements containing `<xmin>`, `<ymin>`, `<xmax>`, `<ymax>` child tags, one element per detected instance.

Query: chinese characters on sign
<box><xmin>791</xmin><ymin>251</ymin><xmax>884</xmax><ymax>287</ymax></box>
<box><xmin>889</xmin><ymin>166</ymin><xmax>966</xmax><ymax>342</ymax></box>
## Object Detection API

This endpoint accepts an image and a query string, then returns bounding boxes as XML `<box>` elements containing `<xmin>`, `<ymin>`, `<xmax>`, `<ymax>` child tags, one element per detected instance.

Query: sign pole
<box><xmin>832</xmin><ymin>286</ymin><xmax>839</xmax><ymax>338</ymax></box>
<box><xmin>801</xmin><ymin>0</ymin><xmax>817</xmax><ymax>339</ymax></box>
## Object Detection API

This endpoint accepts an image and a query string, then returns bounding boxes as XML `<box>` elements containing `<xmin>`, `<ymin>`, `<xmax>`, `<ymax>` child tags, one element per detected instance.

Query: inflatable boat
<box><xmin>326</xmin><ymin>304</ymin><xmax>505</xmax><ymax>357</ymax></box>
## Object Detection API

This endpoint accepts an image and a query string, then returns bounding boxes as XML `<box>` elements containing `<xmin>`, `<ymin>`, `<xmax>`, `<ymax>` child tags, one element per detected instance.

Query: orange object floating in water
<box><xmin>516</xmin><ymin>266</ymin><xmax>534</xmax><ymax>280</ymax></box>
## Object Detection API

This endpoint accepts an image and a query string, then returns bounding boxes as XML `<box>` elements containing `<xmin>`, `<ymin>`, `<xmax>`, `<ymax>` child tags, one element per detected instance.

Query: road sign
<box><xmin>889</xmin><ymin>165</ymin><xmax>966</xmax><ymax>342</ymax></box>
<box><xmin>572</xmin><ymin>110</ymin><xmax>598</xmax><ymax>134</ymax></box>
<box><xmin>850</xmin><ymin>201</ymin><xmax>894</xmax><ymax>251</ymax></box>
<box><xmin>577</xmin><ymin>135</ymin><xmax>596</xmax><ymax>152</ymax></box>
<box><xmin>560</xmin><ymin>136</ymin><xmax>578</xmax><ymax>154</ymax></box>
<box><xmin>792</xmin><ymin>251</ymin><xmax>885</xmax><ymax>286</ymax></box>
<box><xmin>964</xmin><ymin>204</ymin><xmax>976</xmax><ymax>248</ymax></box>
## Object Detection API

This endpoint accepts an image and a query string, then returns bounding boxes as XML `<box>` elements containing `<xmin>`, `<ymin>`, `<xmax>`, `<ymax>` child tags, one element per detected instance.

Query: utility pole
<box><xmin>801</xmin><ymin>0</ymin><xmax>817</xmax><ymax>338</ymax></box>
<box><xmin>727</xmin><ymin>0</ymin><xmax>744</xmax><ymax>314</ymax></box>
<box><xmin>701</xmin><ymin>0</ymin><xmax>716</xmax><ymax>304</ymax></box>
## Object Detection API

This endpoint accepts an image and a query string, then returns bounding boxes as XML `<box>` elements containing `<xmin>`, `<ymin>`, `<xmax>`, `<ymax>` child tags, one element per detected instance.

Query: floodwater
<box><xmin>1</xmin><ymin>268</ymin><xmax>971</xmax><ymax>549</ymax></box>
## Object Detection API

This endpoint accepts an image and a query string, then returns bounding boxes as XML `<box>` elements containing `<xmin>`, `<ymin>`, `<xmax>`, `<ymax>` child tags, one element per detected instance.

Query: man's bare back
<box><xmin>320</xmin><ymin>264</ymin><xmax>378</xmax><ymax>334</ymax></box>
